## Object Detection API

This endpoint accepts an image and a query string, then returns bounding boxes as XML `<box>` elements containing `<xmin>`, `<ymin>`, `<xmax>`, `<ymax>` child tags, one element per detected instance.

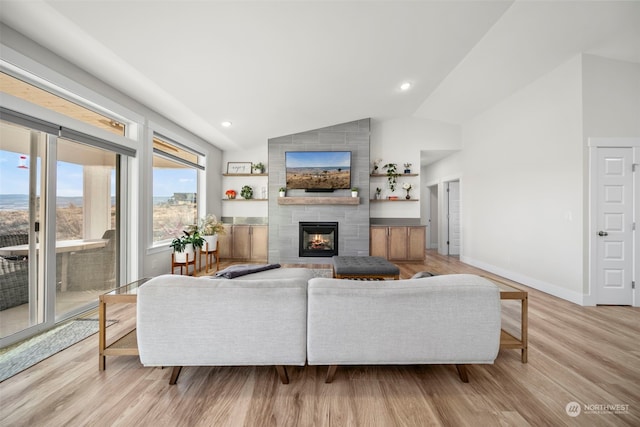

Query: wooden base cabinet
<box><xmin>370</xmin><ymin>225</ymin><xmax>425</xmax><ymax>261</ymax></box>
<box><xmin>218</xmin><ymin>224</ymin><xmax>268</xmax><ymax>262</ymax></box>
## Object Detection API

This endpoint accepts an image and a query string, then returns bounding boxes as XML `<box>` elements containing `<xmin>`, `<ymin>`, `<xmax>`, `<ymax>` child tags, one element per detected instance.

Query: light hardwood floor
<box><xmin>1</xmin><ymin>251</ymin><xmax>638</xmax><ymax>426</ymax></box>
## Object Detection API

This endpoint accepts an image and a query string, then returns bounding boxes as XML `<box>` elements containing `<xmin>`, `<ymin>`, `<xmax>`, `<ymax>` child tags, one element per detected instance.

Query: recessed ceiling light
<box><xmin>221</xmin><ymin>121</ymin><xmax>232</xmax><ymax>127</ymax></box>
<box><xmin>400</xmin><ymin>82</ymin><xmax>412</xmax><ymax>91</ymax></box>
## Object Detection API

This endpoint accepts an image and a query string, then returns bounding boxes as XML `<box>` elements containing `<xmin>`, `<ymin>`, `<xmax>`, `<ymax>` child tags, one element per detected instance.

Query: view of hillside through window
<box><xmin>152</xmin><ymin>136</ymin><xmax>200</xmax><ymax>243</ymax></box>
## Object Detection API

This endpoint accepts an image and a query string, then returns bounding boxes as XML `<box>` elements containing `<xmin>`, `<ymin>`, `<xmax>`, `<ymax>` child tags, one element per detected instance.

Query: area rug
<box><xmin>310</xmin><ymin>268</ymin><xmax>333</xmax><ymax>278</ymax></box>
<box><xmin>0</xmin><ymin>318</ymin><xmax>113</xmax><ymax>382</ymax></box>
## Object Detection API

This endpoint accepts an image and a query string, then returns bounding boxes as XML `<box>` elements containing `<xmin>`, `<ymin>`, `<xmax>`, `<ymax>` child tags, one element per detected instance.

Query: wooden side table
<box><xmin>486</xmin><ymin>276</ymin><xmax>528</xmax><ymax>363</ymax></box>
<box><xmin>98</xmin><ymin>278</ymin><xmax>150</xmax><ymax>371</ymax></box>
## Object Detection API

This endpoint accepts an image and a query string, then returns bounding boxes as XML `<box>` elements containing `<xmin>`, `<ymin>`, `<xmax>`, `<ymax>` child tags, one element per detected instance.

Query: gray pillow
<box><xmin>411</xmin><ymin>271</ymin><xmax>436</xmax><ymax>279</ymax></box>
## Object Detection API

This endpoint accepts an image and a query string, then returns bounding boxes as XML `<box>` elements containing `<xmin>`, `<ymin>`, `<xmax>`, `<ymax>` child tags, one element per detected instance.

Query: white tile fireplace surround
<box><xmin>268</xmin><ymin>119</ymin><xmax>371</xmax><ymax>264</ymax></box>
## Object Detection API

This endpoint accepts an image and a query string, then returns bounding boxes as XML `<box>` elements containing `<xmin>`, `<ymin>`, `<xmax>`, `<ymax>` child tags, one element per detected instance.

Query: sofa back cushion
<box><xmin>307</xmin><ymin>274</ymin><xmax>501</xmax><ymax>365</ymax></box>
<box><xmin>137</xmin><ymin>272</ymin><xmax>310</xmax><ymax>367</ymax></box>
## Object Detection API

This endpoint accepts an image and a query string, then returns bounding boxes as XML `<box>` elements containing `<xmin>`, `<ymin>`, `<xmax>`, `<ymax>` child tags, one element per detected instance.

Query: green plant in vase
<box><xmin>252</xmin><ymin>162</ymin><xmax>265</xmax><ymax>174</ymax></box>
<box><xmin>383</xmin><ymin>163</ymin><xmax>400</xmax><ymax>192</ymax></box>
<box><xmin>199</xmin><ymin>214</ymin><xmax>225</xmax><ymax>251</ymax></box>
<box><xmin>170</xmin><ymin>228</ymin><xmax>204</xmax><ymax>263</ymax></box>
<box><xmin>241</xmin><ymin>185</ymin><xmax>253</xmax><ymax>199</ymax></box>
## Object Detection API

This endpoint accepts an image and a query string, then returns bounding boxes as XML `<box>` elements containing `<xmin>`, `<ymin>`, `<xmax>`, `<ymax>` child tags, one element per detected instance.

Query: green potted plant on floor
<box><xmin>170</xmin><ymin>228</ymin><xmax>204</xmax><ymax>263</ymax></box>
<box><xmin>199</xmin><ymin>214</ymin><xmax>226</xmax><ymax>251</ymax></box>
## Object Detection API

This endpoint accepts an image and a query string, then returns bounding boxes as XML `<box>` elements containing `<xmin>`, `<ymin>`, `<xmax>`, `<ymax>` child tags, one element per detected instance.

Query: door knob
<box><xmin>598</xmin><ymin>231</ymin><xmax>608</xmax><ymax>236</ymax></box>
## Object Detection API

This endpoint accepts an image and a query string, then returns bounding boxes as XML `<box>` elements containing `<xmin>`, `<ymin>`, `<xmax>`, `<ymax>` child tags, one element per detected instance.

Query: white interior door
<box><xmin>595</xmin><ymin>147</ymin><xmax>634</xmax><ymax>305</ymax></box>
<box><xmin>447</xmin><ymin>181</ymin><xmax>460</xmax><ymax>256</ymax></box>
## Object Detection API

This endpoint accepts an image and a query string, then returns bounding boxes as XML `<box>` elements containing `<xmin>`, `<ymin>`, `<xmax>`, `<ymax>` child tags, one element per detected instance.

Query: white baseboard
<box><xmin>460</xmin><ymin>255</ymin><xmax>585</xmax><ymax>306</ymax></box>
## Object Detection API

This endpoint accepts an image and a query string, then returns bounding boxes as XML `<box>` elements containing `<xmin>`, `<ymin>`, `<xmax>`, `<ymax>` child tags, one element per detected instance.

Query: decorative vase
<box><xmin>404</xmin><ymin>169</ymin><xmax>411</xmax><ymax>174</ymax></box>
<box><xmin>174</xmin><ymin>245</ymin><xmax>194</xmax><ymax>263</ymax></box>
<box><xmin>279</xmin><ymin>191</ymin><xmax>286</xmax><ymax>197</ymax></box>
<box><xmin>203</xmin><ymin>234</ymin><xmax>218</xmax><ymax>251</ymax></box>
<box><xmin>405</xmin><ymin>190</ymin><xmax>411</xmax><ymax>200</ymax></box>
<box><xmin>351</xmin><ymin>191</ymin><xmax>358</xmax><ymax>198</ymax></box>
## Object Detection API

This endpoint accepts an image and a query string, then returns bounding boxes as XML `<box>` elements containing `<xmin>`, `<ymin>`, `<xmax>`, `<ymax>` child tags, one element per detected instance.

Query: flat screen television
<box><xmin>285</xmin><ymin>151</ymin><xmax>351</xmax><ymax>191</ymax></box>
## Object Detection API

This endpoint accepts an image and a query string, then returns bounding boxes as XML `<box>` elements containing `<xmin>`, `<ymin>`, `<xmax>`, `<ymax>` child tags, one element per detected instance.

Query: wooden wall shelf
<box><xmin>370</xmin><ymin>199</ymin><xmax>419</xmax><ymax>202</ymax></box>
<box><xmin>278</xmin><ymin>197</ymin><xmax>360</xmax><ymax>205</ymax></box>
<box><xmin>222</xmin><ymin>199</ymin><xmax>268</xmax><ymax>201</ymax></box>
<box><xmin>222</xmin><ymin>173</ymin><xmax>268</xmax><ymax>177</ymax></box>
<box><xmin>370</xmin><ymin>173</ymin><xmax>418</xmax><ymax>177</ymax></box>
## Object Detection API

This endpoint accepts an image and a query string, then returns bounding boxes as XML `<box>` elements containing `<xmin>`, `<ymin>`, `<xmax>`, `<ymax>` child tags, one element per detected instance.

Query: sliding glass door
<box><xmin>54</xmin><ymin>138</ymin><xmax>118</xmax><ymax>319</ymax></box>
<box><xmin>0</xmin><ymin>115</ymin><xmax>125</xmax><ymax>344</ymax></box>
<box><xmin>0</xmin><ymin>120</ymin><xmax>46</xmax><ymax>338</ymax></box>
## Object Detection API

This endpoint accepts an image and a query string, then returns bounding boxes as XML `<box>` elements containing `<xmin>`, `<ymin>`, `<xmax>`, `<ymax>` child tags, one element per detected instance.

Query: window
<box><xmin>152</xmin><ymin>135</ymin><xmax>203</xmax><ymax>243</ymax></box>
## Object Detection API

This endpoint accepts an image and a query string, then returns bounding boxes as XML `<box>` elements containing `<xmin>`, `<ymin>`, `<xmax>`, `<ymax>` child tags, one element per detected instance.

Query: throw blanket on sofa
<box><xmin>214</xmin><ymin>263</ymin><xmax>281</xmax><ymax>279</ymax></box>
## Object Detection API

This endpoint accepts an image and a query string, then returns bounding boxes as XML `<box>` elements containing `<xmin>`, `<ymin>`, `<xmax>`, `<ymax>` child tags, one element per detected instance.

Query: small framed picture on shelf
<box><xmin>226</xmin><ymin>162</ymin><xmax>252</xmax><ymax>174</ymax></box>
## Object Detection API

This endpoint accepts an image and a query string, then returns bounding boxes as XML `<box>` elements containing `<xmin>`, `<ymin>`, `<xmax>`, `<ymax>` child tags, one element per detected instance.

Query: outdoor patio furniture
<box><xmin>0</xmin><ymin>233</ymin><xmax>29</xmax><ymax>311</ymax></box>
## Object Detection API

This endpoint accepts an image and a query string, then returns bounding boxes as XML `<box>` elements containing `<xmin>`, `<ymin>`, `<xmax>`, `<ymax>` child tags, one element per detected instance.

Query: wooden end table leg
<box><xmin>98</xmin><ymin>297</ymin><xmax>106</xmax><ymax>371</ymax></box>
<box><xmin>521</xmin><ymin>294</ymin><xmax>528</xmax><ymax>363</ymax></box>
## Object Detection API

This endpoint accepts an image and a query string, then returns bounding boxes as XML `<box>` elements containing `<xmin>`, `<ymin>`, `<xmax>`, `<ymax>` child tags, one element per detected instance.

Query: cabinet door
<box><xmin>232</xmin><ymin>225</ymin><xmax>251</xmax><ymax>260</ymax></box>
<box><xmin>370</xmin><ymin>226</ymin><xmax>388</xmax><ymax>258</ymax></box>
<box><xmin>388</xmin><ymin>227</ymin><xmax>408</xmax><ymax>261</ymax></box>
<box><xmin>407</xmin><ymin>226</ymin><xmax>426</xmax><ymax>261</ymax></box>
<box><xmin>218</xmin><ymin>224</ymin><xmax>233</xmax><ymax>259</ymax></box>
<box><xmin>250</xmin><ymin>225</ymin><xmax>268</xmax><ymax>261</ymax></box>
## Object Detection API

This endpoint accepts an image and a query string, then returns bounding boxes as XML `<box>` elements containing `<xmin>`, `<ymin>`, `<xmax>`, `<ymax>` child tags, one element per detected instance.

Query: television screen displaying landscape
<box><xmin>285</xmin><ymin>151</ymin><xmax>351</xmax><ymax>190</ymax></box>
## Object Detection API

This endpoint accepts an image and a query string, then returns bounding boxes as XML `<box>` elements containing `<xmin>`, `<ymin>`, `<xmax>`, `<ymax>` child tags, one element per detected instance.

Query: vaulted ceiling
<box><xmin>1</xmin><ymin>1</ymin><xmax>639</xmax><ymax>151</ymax></box>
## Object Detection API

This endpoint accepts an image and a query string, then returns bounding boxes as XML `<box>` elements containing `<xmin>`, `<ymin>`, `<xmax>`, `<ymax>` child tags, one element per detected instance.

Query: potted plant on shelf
<box><xmin>279</xmin><ymin>187</ymin><xmax>286</xmax><ymax>197</ymax></box>
<box><xmin>199</xmin><ymin>214</ymin><xmax>225</xmax><ymax>251</ymax></box>
<box><xmin>252</xmin><ymin>162</ymin><xmax>265</xmax><ymax>174</ymax></box>
<box><xmin>375</xmin><ymin>187</ymin><xmax>382</xmax><ymax>199</ymax></box>
<box><xmin>351</xmin><ymin>187</ymin><xmax>359</xmax><ymax>197</ymax></box>
<box><xmin>225</xmin><ymin>189</ymin><xmax>236</xmax><ymax>199</ymax></box>
<box><xmin>402</xmin><ymin>182</ymin><xmax>413</xmax><ymax>199</ymax></box>
<box><xmin>170</xmin><ymin>228</ymin><xmax>204</xmax><ymax>263</ymax></box>
<box><xmin>241</xmin><ymin>185</ymin><xmax>253</xmax><ymax>199</ymax></box>
<box><xmin>383</xmin><ymin>163</ymin><xmax>399</xmax><ymax>192</ymax></box>
<box><xmin>371</xmin><ymin>158</ymin><xmax>382</xmax><ymax>175</ymax></box>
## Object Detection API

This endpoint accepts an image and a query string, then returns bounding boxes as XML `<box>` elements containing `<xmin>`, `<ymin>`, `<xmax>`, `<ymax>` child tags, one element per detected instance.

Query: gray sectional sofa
<box><xmin>137</xmin><ymin>269</ymin><xmax>501</xmax><ymax>385</ymax></box>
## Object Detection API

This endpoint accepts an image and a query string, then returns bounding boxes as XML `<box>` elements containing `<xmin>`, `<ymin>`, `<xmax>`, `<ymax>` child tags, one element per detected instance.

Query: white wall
<box><xmin>582</xmin><ymin>55</ymin><xmax>640</xmax><ymax>138</ymax></box>
<box><xmin>370</xmin><ymin>117</ymin><xmax>460</xmax><ymax>218</ymax></box>
<box><xmin>459</xmin><ymin>56</ymin><xmax>585</xmax><ymax>303</ymax></box>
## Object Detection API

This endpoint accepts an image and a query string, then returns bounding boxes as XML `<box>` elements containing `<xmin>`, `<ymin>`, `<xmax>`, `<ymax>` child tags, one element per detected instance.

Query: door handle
<box><xmin>598</xmin><ymin>231</ymin><xmax>608</xmax><ymax>237</ymax></box>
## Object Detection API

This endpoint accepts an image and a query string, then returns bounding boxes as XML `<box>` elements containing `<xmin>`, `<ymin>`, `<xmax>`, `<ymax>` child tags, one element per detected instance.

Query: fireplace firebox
<box><xmin>299</xmin><ymin>222</ymin><xmax>338</xmax><ymax>257</ymax></box>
